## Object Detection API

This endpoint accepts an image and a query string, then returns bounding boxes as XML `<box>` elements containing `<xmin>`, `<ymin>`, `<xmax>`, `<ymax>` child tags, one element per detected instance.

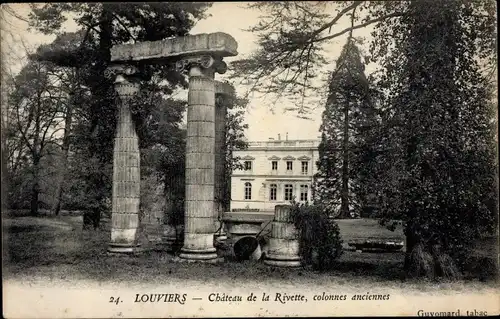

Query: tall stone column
<box><xmin>105</xmin><ymin>65</ymin><xmax>141</xmax><ymax>254</ymax></box>
<box><xmin>177</xmin><ymin>56</ymin><xmax>228</xmax><ymax>261</ymax></box>
<box><xmin>214</xmin><ymin>81</ymin><xmax>234</xmax><ymax>241</ymax></box>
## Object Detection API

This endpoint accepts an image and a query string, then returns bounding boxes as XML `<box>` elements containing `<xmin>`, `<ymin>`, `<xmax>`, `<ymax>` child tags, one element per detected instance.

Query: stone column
<box><xmin>177</xmin><ymin>55</ymin><xmax>227</xmax><ymax>262</ymax></box>
<box><xmin>214</xmin><ymin>81</ymin><xmax>234</xmax><ymax>241</ymax></box>
<box><xmin>265</xmin><ymin>205</ymin><xmax>301</xmax><ymax>267</ymax></box>
<box><xmin>105</xmin><ymin>65</ymin><xmax>141</xmax><ymax>254</ymax></box>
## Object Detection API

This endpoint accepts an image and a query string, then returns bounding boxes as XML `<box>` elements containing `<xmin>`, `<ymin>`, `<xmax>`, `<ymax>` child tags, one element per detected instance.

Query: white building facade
<box><xmin>230</xmin><ymin>138</ymin><xmax>320</xmax><ymax>212</ymax></box>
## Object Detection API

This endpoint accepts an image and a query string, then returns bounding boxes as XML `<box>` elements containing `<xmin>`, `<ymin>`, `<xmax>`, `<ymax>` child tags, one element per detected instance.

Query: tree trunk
<box><xmin>31</xmin><ymin>92</ymin><xmax>42</xmax><ymax>217</ymax></box>
<box><xmin>404</xmin><ymin>232</ymin><xmax>416</xmax><ymax>271</ymax></box>
<box><xmin>83</xmin><ymin>7</ymin><xmax>113</xmax><ymax>229</ymax></box>
<box><xmin>224</xmin><ymin>172</ymin><xmax>231</xmax><ymax>212</ymax></box>
<box><xmin>340</xmin><ymin>98</ymin><xmax>350</xmax><ymax>218</ymax></box>
<box><xmin>30</xmin><ymin>156</ymin><xmax>40</xmax><ymax>216</ymax></box>
<box><xmin>30</xmin><ymin>184</ymin><xmax>39</xmax><ymax>216</ymax></box>
<box><xmin>164</xmin><ymin>174</ymin><xmax>180</xmax><ymax>226</ymax></box>
<box><xmin>51</xmin><ymin>90</ymin><xmax>75</xmax><ymax>216</ymax></box>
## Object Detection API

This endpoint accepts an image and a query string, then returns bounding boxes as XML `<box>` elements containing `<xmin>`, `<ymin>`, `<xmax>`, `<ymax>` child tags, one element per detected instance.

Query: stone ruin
<box><xmin>105</xmin><ymin>32</ymin><xmax>237</xmax><ymax>262</ymax></box>
<box><xmin>39</xmin><ymin>31</ymin><xmax>302</xmax><ymax>266</ymax></box>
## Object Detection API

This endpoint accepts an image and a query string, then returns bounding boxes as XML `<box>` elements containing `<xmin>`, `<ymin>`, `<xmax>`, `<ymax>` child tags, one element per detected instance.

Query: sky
<box><xmin>1</xmin><ymin>2</ymin><xmax>374</xmax><ymax>142</ymax></box>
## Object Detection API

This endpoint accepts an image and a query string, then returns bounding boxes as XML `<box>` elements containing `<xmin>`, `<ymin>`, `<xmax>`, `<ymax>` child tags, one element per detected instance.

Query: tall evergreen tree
<box><xmin>370</xmin><ymin>0</ymin><xmax>497</xmax><ymax>277</ymax></box>
<box><xmin>314</xmin><ymin>39</ymin><xmax>374</xmax><ymax>218</ymax></box>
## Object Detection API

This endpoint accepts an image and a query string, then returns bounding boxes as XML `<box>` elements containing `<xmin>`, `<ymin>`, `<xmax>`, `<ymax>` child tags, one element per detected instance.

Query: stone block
<box><xmin>111</xmin><ymin>32</ymin><xmax>238</xmax><ymax>62</ymax></box>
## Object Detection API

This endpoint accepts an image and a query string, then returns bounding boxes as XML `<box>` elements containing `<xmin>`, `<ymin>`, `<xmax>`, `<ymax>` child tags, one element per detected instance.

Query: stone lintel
<box><xmin>111</xmin><ymin>32</ymin><xmax>238</xmax><ymax>62</ymax></box>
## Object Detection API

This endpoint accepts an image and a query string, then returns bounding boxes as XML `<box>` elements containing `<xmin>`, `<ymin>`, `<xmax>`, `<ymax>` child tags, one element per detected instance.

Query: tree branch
<box><xmin>2</xmin><ymin>5</ymin><xmax>30</xmax><ymax>24</ymax></box>
<box><xmin>79</xmin><ymin>20</ymin><xmax>101</xmax><ymax>39</ymax></box>
<box><xmin>299</xmin><ymin>43</ymin><xmax>314</xmax><ymax>113</ymax></box>
<box><xmin>313</xmin><ymin>12</ymin><xmax>404</xmax><ymax>43</ymax></box>
<box><xmin>14</xmin><ymin>100</ymin><xmax>35</xmax><ymax>155</ymax></box>
<box><xmin>110</xmin><ymin>12</ymin><xmax>137</xmax><ymax>42</ymax></box>
<box><xmin>306</xmin><ymin>1</ymin><xmax>363</xmax><ymax>42</ymax></box>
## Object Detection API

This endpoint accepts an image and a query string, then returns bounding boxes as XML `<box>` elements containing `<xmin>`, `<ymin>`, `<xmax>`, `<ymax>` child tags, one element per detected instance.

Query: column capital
<box><xmin>104</xmin><ymin>64</ymin><xmax>141</xmax><ymax>82</ymax></box>
<box><xmin>175</xmin><ymin>55</ymin><xmax>228</xmax><ymax>76</ymax></box>
<box><xmin>105</xmin><ymin>64</ymin><xmax>141</xmax><ymax>97</ymax></box>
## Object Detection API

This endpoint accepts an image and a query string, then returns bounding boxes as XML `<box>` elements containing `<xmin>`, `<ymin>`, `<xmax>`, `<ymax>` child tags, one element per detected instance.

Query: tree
<box><xmin>49</xmin><ymin>66</ymin><xmax>80</xmax><ymax>216</ymax></box>
<box><xmin>370</xmin><ymin>0</ymin><xmax>497</xmax><ymax>278</ymax></box>
<box><xmin>223</xmin><ymin>89</ymin><xmax>249</xmax><ymax>211</ymax></box>
<box><xmin>36</xmin><ymin>33</ymin><xmax>90</xmax><ymax>215</ymax></box>
<box><xmin>230</xmin><ymin>1</ymin><xmax>496</xmax><ymax>113</ymax></box>
<box><xmin>1</xmin><ymin>5</ymin><xmax>32</xmax><ymax>214</ymax></box>
<box><xmin>29</xmin><ymin>3</ymin><xmax>212</xmax><ymax>227</ymax></box>
<box><xmin>235</xmin><ymin>0</ymin><xmax>496</xmax><ymax>279</ymax></box>
<box><xmin>137</xmin><ymin>94</ymin><xmax>187</xmax><ymax>228</ymax></box>
<box><xmin>229</xmin><ymin>2</ymin><xmax>408</xmax><ymax>113</ymax></box>
<box><xmin>7</xmin><ymin>59</ymin><xmax>67</xmax><ymax>215</ymax></box>
<box><xmin>314</xmin><ymin>38</ymin><xmax>374</xmax><ymax>218</ymax></box>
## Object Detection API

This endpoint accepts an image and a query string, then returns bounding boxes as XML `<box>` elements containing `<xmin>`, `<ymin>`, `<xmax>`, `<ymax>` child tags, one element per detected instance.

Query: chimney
<box><xmin>278</xmin><ymin>133</ymin><xmax>281</xmax><ymax>140</ymax></box>
<box><xmin>286</xmin><ymin>132</ymin><xmax>288</xmax><ymax>141</ymax></box>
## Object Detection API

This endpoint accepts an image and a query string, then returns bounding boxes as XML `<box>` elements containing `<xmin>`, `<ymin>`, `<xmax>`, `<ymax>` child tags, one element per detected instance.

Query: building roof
<box><xmin>244</xmin><ymin>139</ymin><xmax>320</xmax><ymax>150</ymax></box>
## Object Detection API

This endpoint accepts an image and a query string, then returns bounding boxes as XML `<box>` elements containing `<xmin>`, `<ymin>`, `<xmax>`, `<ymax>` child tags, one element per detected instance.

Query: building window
<box><xmin>284</xmin><ymin>184</ymin><xmax>293</xmax><ymax>201</ymax></box>
<box><xmin>244</xmin><ymin>161</ymin><xmax>252</xmax><ymax>171</ymax></box>
<box><xmin>244</xmin><ymin>182</ymin><xmax>252</xmax><ymax>200</ymax></box>
<box><xmin>300</xmin><ymin>184</ymin><xmax>309</xmax><ymax>201</ymax></box>
<box><xmin>270</xmin><ymin>184</ymin><xmax>277</xmax><ymax>201</ymax></box>
<box><xmin>301</xmin><ymin>161</ymin><xmax>309</xmax><ymax>175</ymax></box>
<box><xmin>286</xmin><ymin>161</ymin><xmax>293</xmax><ymax>171</ymax></box>
<box><xmin>271</xmin><ymin>161</ymin><xmax>278</xmax><ymax>171</ymax></box>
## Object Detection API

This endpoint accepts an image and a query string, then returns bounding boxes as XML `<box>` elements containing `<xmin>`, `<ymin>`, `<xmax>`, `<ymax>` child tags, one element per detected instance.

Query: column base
<box><xmin>107</xmin><ymin>242</ymin><xmax>141</xmax><ymax>254</ymax></box>
<box><xmin>173</xmin><ymin>255</ymin><xmax>223</xmax><ymax>264</ymax></box>
<box><xmin>179</xmin><ymin>247</ymin><xmax>218</xmax><ymax>261</ymax></box>
<box><xmin>264</xmin><ymin>254</ymin><xmax>302</xmax><ymax>267</ymax></box>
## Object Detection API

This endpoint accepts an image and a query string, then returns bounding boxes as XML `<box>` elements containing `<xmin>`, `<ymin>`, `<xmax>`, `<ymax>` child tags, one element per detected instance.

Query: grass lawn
<box><xmin>2</xmin><ymin>214</ymin><xmax>498</xmax><ymax>292</ymax></box>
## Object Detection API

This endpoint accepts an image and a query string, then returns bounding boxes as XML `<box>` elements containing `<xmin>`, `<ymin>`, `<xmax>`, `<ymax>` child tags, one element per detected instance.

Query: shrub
<box><xmin>289</xmin><ymin>202</ymin><xmax>343</xmax><ymax>271</ymax></box>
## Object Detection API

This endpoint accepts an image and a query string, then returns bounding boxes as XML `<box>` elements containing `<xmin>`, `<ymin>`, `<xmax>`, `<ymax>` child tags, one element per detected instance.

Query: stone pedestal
<box><xmin>265</xmin><ymin>205</ymin><xmax>302</xmax><ymax>267</ymax></box>
<box><xmin>107</xmin><ymin>65</ymin><xmax>141</xmax><ymax>254</ymax></box>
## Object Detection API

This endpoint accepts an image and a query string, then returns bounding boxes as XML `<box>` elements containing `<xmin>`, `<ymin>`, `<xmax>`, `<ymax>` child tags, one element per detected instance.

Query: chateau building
<box><xmin>230</xmin><ymin>136</ymin><xmax>320</xmax><ymax>212</ymax></box>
